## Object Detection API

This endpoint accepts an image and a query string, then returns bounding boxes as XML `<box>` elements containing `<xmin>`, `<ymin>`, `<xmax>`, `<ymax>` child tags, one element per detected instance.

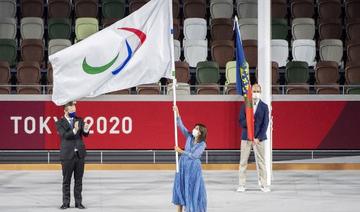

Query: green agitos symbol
<box><xmin>82</xmin><ymin>53</ymin><xmax>119</xmax><ymax>74</ymax></box>
<box><xmin>82</xmin><ymin>27</ymin><xmax>147</xmax><ymax>75</ymax></box>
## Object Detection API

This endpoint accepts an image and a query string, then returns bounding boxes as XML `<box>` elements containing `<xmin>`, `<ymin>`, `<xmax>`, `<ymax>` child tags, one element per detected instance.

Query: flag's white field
<box><xmin>50</xmin><ymin>0</ymin><xmax>174</xmax><ymax>105</ymax></box>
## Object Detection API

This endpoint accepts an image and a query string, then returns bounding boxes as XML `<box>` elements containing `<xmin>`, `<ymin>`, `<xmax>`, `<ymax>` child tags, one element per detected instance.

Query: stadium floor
<box><xmin>0</xmin><ymin>170</ymin><xmax>359</xmax><ymax>212</ymax></box>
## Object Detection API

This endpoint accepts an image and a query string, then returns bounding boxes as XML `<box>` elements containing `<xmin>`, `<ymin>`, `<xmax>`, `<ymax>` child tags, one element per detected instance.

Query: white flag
<box><xmin>50</xmin><ymin>0</ymin><xmax>174</xmax><ymax>106</ymax></box>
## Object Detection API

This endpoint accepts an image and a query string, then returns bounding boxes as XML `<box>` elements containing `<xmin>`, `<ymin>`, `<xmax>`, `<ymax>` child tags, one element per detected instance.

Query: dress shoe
<box><xmin>60</xmin><ymin>204</ymin><xmax>70</xmax><ymax>209</ymax></box>
<box><xmin>75</xmin><ymin>203</ymin><xmax>86</xmax><ymax>209</ymax></box>
<box><xmin>236</xmin><ymin>185</ymin><xmax>246</xmax><ymax>192</ymax></box>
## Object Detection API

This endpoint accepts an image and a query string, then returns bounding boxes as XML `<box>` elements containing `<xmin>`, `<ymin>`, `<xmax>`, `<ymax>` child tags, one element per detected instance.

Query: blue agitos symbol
<box><xmin>82</xmin><ymin>27</ymin><xmax>147</xmax><ymax>75</ymax></box>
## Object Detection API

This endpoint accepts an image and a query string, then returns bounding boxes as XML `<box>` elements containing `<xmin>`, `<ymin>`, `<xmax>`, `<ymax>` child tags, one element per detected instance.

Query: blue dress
<box><xmin>172</xmin><ymin>117</ymin><xmax>207</xmax><ymax>212</ymax></box>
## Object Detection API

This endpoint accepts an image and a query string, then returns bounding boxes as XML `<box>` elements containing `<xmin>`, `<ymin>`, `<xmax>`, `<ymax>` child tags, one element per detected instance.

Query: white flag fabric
<box><xmin>50</xmin><ymin>0</ymin><xmax>174</xmax><ymax>105</ymax></box>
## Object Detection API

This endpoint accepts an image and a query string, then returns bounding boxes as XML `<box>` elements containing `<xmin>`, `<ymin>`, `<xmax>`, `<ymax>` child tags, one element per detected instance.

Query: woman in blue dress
<box><xmin>172</xmin><ymin>105</ymin><xmax>207</xmax><ymax>212</ymax></box>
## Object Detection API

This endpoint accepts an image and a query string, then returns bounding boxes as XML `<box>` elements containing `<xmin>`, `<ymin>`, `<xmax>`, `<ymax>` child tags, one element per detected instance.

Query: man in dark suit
<box><xmin>56</xmin><ymin>101</ymin><xmax>90</xmax><ymax>209</ymax></box>
<box><xmin>237</xmin><ymin>84</ymin><xmax>270</xmax><ymax>193</ymax></box>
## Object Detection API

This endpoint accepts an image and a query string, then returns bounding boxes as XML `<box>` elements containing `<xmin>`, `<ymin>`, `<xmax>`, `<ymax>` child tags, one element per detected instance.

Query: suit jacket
<box><xmin>239</xmin><ymin>100</ymin><xmax>269</xmax><ymax>141</ymax></box>
<box><xmin>56</xmin><ymin>116</ymin><xmax>89</xmax><ymax>160</ymax></box>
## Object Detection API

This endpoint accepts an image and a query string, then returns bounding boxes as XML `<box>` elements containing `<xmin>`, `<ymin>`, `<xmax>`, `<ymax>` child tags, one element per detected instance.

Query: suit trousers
<box><xmin>61</xmin><ymin>152</ymin><xmax>85</xmax><ymax>205</ymax></box>
<box><xmin>238</xmin><ymin>140</ymin><xmax>267</xmax><ymax>187</ymax></box>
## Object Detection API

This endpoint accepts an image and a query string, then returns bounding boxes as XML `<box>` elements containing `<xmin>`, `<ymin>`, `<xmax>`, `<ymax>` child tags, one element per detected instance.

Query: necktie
<box><xmin>70</xmin><ymin>118</ymin><xmax>74</xmax><ymax>128</ymax></box>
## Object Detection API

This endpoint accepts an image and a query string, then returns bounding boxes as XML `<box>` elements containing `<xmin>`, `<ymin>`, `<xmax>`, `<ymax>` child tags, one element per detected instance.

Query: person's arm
<box><xmin>56</xmin><ymin>120</ymin><xmax>76</xmax><ymax>140</ymax></box>
<box><xmin>173</xmin><ymin>106</ymin><xmax>190</xmax><ymax>138</ymax></box>
<box><xmin>258</xmin><ymin>105</ymin><xmax>269</xmax><ymax>141</ymax></box>
<box><xmin>183</xmin><ymin>142</ymin><xmax>206</xmax><ymax>160</ymax></box>
<box><xmin>239</xmin><ymin>104</ymin><xmax>247</xmax><ymax>128</ymax></box>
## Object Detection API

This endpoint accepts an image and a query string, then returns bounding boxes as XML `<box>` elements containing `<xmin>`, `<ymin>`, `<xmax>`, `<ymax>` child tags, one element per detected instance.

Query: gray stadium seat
<box><xmin>20</xmin><ymin>17</ymin><xmax>44</xmax><ymax>39</ymax></box>
<box><xmin>210</xmin><ymin>0</ymin><xmax>234</xmax><ymax>19</ymax></box>
<box><xmin>48</xmin><ymin>39</ymin><xmax>72</xmax><ymax>55</ymax></box>
<box><xmin>237</xmin><ymin>0</ymin><xmax>257</xmax><ymax>18</ymax></box>
<box><xmin>0</xmin><ymin>0</ymin><xmax>16</xmax><ymax>18</ymax></box>
<box><xmin>238</xmin><ymin>18</ymin><xmax>258</xmax><ymax>40</ymax></box>
<box><xmin>291</xmin><ymin>18</ymin><xmax>315</xmax><ymax>40</ymax></box>
<box><xmin>319</xmin><ymin>39</ymin><xmax>343</xmax><ymax>65</ymax></box>
<box><xmin>0</xmin><ymin>17</ymin><xmax>17</xmax><ymax>39</ymax></box>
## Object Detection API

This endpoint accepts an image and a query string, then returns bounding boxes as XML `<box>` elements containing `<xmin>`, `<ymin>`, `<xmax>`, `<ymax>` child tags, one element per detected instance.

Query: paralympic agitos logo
<box><xmin>81</xmin><ymin>28</ymin><xmax>147</xmax><ymax>75</ymax></box>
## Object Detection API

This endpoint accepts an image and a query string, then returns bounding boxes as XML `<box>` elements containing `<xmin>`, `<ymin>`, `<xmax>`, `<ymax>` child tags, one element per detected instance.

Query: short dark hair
<box><xmin>63</xmin><ymin>101</ymin><xmax>76</xmax><ymax>109</ymax></box>
<box><xmin>195</xmin><ymin>123</ymin><xmax>207</xmax><ymax>142</ymax></box>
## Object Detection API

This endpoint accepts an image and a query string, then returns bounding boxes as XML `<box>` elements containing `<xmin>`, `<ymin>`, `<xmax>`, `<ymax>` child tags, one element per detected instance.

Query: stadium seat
<box><xmin>0</xmin><ymin>39</ymin><xmax>17</xmax><ymax>66</ymax></box>
<box><xmin>0</xmin><ymin>17</ymin><xmax>17</xmax><ymax>39</ymax></box>
<box><xmin>291</xmin><ymin>0</ymin><xmax>314</xmax><ymax>18</ymax></box>
<box><xmin>225</xmin><ymin>61</ymin><xmax>236</xmax><ymax>85</ymax></box>
<box><xmin>272</xmin><ymin>18</ymin><xmax>288</xmax><ymax>40</ymax></box>
<box><xmin>285</xmin><ymin>61</ymin><xmax>310</xmax><ymax>94</ymax></box>
<box><xmin>173</xmin><ymin>18</ymin><xmax>180</xmax><ymax>40</ymax></box>
<box><xmin>319</xmin><ymin>39</ymin><xmax>343</xmax><ymax>65</ymax></box>
<box><xmin>345</xmin><ymin>0</ymin><xmax>360</xmax><ymax>20</ymax></box>
<box><xmin>196</xmin><ymin>84</ymin><xmax>221</xmax><ymax>94</ymax></box>
<box><xmin>48</xmin><ymin>0</ymin><xmax>72</xmax><ymax>18</ymax></box>
<box><xmin>317</xmin><ymin>0</ymin><xmax>342</xmax><ymax>19</ymax></box>
<box><xmin>21</xmin><ymin>39</ymin><xmax>44</xmax><ymax>65</ymax></box>
<box><xmin>75</xmin><ymin>18</ymin><xmax>99</xmax><ymax>41</ymax></box>
<box><xmin>167</xmin><ymin>83</ymin><xmax>191</xmax><ymax>95</ymax></box>
<box><xmin>210</xmin><ymin>0</ymin><xmax>234</xmax><ymax>19</ymax></box>
<box><xmin>48</xmin><ymin>18</ymin><xmax>72</xmax><ymax>40</ymax></box>
<box><xmin>237</xmin><ymin>0</ymin><xmax>257</xmax><ymax>18</ymax></box>
<box><xmin>271</xmin><ymin>0</ymin><xmax>287</xmax><ymax>18</ymax></box>
<box><xmin>271</xmin><ymin>39</ymin><xmax>289</xmax><ymax>67</ymax></box>
<box><xmin>48</xmin><ymin>39</ymin><xmax>72</xmax><ymax>55</ymax></box>
<box><xmin>183</xmin><ymin>18</ymin><xmax>207</xmax><ymax>40</ymax></box>
<box><xmin>21</xmin><ymin>0</ymin><xmax>44</xmax><ymax>17</ymax></box>
<box><xmin>196</xmin><ymin>61</ymin><xmax>220</xmax><ymax>84</ymax></box>
<box><xmin>75</xmin><ymin>0</ymin><xmax>98</xmax><ymax>18</ymax></box>
<box><xmin>291</xmin><ymin>18</ymin><xmax>315</xmax><ymax>40</ymax></box>
<box><xmin>102</xmin><ymin>0</ymin><xmax>126</xmax><ymax>19</ymax></box>
<box><xmin>224</xmin><ymin>61</ymin><xmax>237</xmax><ymax>94</ymax></box>
<box><xmin>183</xmin><ymin>0</ymin><xmax>206</xmax><ymax>19</ymax></box>
<box><xmin>183</xmin><ymin>39</ymin><xmax>208</xmax><ymax>67</ymax></box>
<box><xmin>346</xmin><ymin>20</ymin><xmax>360</xmax><ymax>42</ymax></box>
<box><xmin>175</xmin><ymin>61</ymin><xmax>190</xmax><ymax>83</ymax></box>
<box><xmin>136</xmin><ymin>83</ymin><xmax>161</xmax><ymax>95</ymax></box>
<box><xmin>315</xmin><ymin>61</ymin><xmax>340</xmax><ymax>94</ymax></box>
<box><xmin>225</xmin><ymin>84</ymin><xmax>237</xmax><ymax>94</ymax></box>
<box><xmin>17</xmin><ymin>86</ymin><xmax>41</xmax><ymax>94</ymax></box>
<box><xmin>102</xmin><ymin>18</ymin><xmax>121</xmax><ymax>28</ymax></box>
<box><xmin>106</xmin><ymin>89</ymin><xmax>131</xmax><ymax>95</ymax></box>
<box><xmin>347</xmin><ymin>42</ymin><xmax>360</xmax><ymax>66</ymax></box>
<box><xmin>238</xmin><ymin>18</ymin><xmax>258</xmax><ymax>40</ymax></box>
<box><xmin>272</xmin><ymin>61</ymin><xmax>280</xmax><ymax>94</ymax></box>
<box><xmin>173</xmin><ymin>0</ymin><xmax>180</xmax><ymax>18</ymax></box>
<box><xmin>20</xmin><ymin>17</ymin><xmax>44</xmax><ymax>39</ymax></box>
<box><xmin>0</xmin><ymin>0</ymin><xmax>16</xmax><ymax>18</ymax></box>
<box><xmin>242</xmin><ymin>39</ymin><xmax>257</xmax><ymax>68</ymax></box>
<box><xmin>211</xmin><ymin>40</ymin><xmax>235</xmax><ymax>68</ymax></box>
<box><xmin>292</xmin><ymin>39</ymin><xmax>316</xmax><ymax>66</ymax></box>
<box><xmin>174</xmin><ymin>39</ymin><xmax>181</xmax><ymax>61</ymax></box>
<box><xmin>210</xmin><ymin>18</ymin><xmax>234</xmax><ymax>41</ymax></box>
<box><xmin>318</xmin><ymin>18</ymin><xmax>342</xmax><ymax>40</ymax></box>
<box><xmin>345</xmin><ymin>64</ymin><xmax>360</xmax><ymax>94</ymax></box>
<box><xmin>196</xmin><ymin>62</ymin><xmax>221</xmax><ymax>95</ymax></box>
<box><xmin>16</xmin><ymin>61</ymin><xmax>41</xmax><ymax>94</ymax></box>
<box><xmin>0</xmin><ymin>61</ymin><xmax>11</xmax><ymax>94</ymax></box>
<box><xmin>129</xmin><ymin>0</ymin><xmax>149</xmax><ymax>14</ymax></box>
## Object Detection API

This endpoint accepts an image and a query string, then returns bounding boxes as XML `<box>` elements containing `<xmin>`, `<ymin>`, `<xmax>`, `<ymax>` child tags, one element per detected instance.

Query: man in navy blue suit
<box><xmin>237</xmin><ymin>84</ymin><xmax>270</xmax><ymax>192</ymax></box>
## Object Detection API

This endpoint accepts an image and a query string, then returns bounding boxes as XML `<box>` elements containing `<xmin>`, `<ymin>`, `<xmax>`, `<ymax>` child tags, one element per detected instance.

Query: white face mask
<box><xmin>192</xmin><ymin>129</ymin><xmax>200</xmax><ymax>138</ymax></box>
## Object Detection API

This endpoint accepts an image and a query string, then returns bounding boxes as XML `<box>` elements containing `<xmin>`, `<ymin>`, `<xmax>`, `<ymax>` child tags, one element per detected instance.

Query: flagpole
<box><xmin>172</xmin><ymin>78</ymin><xmax>179</xmax><ymax>173</ymax></box>
<box><xmin>168</xmin><ymin>0</ymin><xmax>179</xmax><ymax>173</ymax></box>
<box><xmin>258</xmin><ymin>0</ymin><xmax>272</xmax><ymax>186</ymax></box>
